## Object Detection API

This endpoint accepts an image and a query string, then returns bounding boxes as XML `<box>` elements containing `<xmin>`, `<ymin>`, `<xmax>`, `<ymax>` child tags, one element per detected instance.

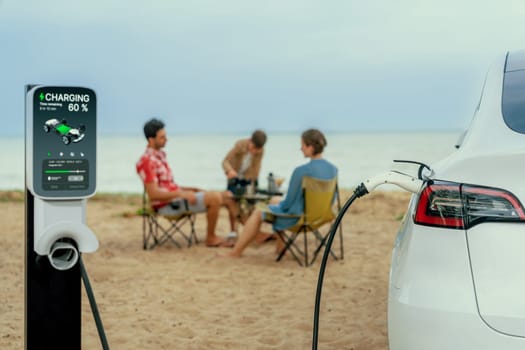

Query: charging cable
<box><xmin>312</xmin><ymin>171</ymin><xmax>423</xmax><ymax>350</ymax></box>
<box><xmin>79</xmin><ymin>255</ymin><xmax>110</xmax><ymax>350</ymax></box>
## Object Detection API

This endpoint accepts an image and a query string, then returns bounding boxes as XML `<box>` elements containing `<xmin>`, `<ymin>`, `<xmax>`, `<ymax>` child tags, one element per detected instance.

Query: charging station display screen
<box><xmin>30</xmin><ymin>86</ymin><xmax>96</xmax><ymax>198</ymax></box>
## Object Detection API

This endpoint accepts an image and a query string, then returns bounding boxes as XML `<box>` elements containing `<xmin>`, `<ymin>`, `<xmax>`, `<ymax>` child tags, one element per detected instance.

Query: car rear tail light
<box><xmin>414</xmin><ymin>181</ymin><xmax>525</xmax><ymax>229</ymax></box>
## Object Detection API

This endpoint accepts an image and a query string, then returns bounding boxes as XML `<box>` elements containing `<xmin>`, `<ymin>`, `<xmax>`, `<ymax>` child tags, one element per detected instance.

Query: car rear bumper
<box><xmin>388</xmin><ymin>293</ymin><xmax>525</xmax><ymax>349</ymax></box>
<box><xmin>387</xmin><ymin>223</ymin><xmax>525</xmax><ymax>349</ymax></box>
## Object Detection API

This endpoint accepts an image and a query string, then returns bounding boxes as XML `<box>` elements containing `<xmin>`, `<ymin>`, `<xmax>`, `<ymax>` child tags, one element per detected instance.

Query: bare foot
<box><xmin>217</xmin><ymin>251</ymin><xmax>242</xmax><ymax>258</ymax></box>
<box><xmin>254</xmin><ymin>232</ymin><xmax>274</xmax><ymax>244</ymax></box>
<box><xmin>206</xmin><ymin>237</ymin><xmax>234</xmax><ymax>248</ymax></box>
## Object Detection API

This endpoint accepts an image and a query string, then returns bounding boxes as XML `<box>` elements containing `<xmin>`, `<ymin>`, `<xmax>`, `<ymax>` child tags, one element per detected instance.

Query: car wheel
<box><xmin>43</xmin><ymin>125</ymin><xmax>50</xmax><ymax>133</ymax></box>
<box><xmin>62</xmin><ymin>135</ymin><xmax>71</xmax><ymax>145</ymax></box>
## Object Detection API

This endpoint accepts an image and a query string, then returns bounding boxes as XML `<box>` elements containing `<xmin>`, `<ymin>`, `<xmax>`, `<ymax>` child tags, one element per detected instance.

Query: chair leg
<box><xmin>274</xmin><ymin>226</ymin><xmax>344</xmax><ymax>266</ymax></box>
<box><xmin>181</xmin><ymin>215</ymin><xmax>197</xmax><ymax>247</ymax></box>
<box><xmin>159</xmin><ymin>221</ymin><xmax>183</xmax><ymax>248</ymax></box>
<box><xmin>304</xmin><ymin>232</ymin><xmax>308</xmax><ymax>266</ymax></box>
<box><xmin>142</xmin><ymin>213</ymin><xmax>148</xmax><ymax>250</ymax></box>
<box><xmin>275</xmin><ymin>231</ymin><xmax>289</xmax><ymax>261</ymax></box>
<box><xmin>276</xmin><ymin>230</ymin><xmax>306</xmax><ymax>266</ymax></box>
<box><xmin>141</xmin><ymin>194</ymin><xmax>197</xmax><ymax>249</ymax></box>
<box><xmin>170</xmin><ymin>217</ymin><xmax>192</xmax><ymax>247</ymax></box>
<box><xmin>156</xmin><ymin>220</ymin><xmax>183</xmax><ymax>248</ymax></box>
<box><xmin>189</xmin><ymin>214</ymin><xmax>198</xmax><ymax>245</ymax></box>
<box><xmin>308</xmin><ymin>229</ymin><xmax>341</xmax><ymax>266</ymax></box>
<box><xmin>154</xmin><ymin>214</ymin><xmax>199</xmax><ymax>248</ymax></box>
<box><xmin>143</xmin><ymin>214</ymin><xmax>160</xmax><ymax>250</ymax></box>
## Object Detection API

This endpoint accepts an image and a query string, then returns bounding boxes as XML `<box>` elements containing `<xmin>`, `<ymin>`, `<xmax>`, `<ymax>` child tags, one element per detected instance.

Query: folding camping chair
<box><xmin>273</xmin><ymin>176</ymin><xmax>344</xmax><ymax>267</ymax></box>
<box><xmin>141</xmin><ymin>190</ymin><xmax>198</xmax><ymax>250</ymax></box>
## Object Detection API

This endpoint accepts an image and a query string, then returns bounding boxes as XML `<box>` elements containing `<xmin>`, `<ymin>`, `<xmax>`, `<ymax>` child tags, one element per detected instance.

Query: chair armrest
<box><xmin>264</xmin><ymin>211</ymin><xmax>302</xmax><ymax>219</ymax></box>
<box><xmin>263</xmin><ymin>211</ymin><xmax>304</xmax><ymax>229</ymax></box>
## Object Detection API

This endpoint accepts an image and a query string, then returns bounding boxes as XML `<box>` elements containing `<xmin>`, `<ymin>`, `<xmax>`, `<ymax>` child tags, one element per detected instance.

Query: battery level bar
<box><xmin>45</xmin><ymin>169</ymin><xmax>86</xmax><ymax>174</ymax></box>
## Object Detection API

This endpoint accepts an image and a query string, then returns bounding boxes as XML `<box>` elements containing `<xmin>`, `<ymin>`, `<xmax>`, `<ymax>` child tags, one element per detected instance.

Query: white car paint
<box><xmin>388</xmin><ymin>50</ymin><xmax>525</xmax><ymax>349</ymax></box>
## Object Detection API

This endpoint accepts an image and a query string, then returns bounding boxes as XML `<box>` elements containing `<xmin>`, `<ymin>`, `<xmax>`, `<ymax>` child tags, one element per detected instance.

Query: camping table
<box><xmin>233</xmin><ymin>190</ymin><xmax>283</xmax><ymax>224</ymax></box>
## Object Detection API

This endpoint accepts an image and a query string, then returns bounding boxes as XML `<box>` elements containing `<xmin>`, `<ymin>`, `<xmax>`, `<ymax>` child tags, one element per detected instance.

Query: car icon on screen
<box><xmin>43</xmin><ymin>118</ymin><xmax>86</xmax><ymax>145</ymax></box>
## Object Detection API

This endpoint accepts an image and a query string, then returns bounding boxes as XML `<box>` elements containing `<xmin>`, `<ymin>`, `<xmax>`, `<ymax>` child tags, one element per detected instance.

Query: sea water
<box><xmin>0</xmin><ymin>131</ymin><xmax>460</xmax><ymax>193</ymax></box>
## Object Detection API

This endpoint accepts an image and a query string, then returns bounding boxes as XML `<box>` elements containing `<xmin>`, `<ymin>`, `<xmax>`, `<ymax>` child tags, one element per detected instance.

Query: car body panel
<box><xmin>459</xmin><ymin>53</ymin><xmax>524</xmax><ymax>155</ymax></box>
<box><xmin>388</xmin><ymin>49</ymin><xmax>525</xmax><ymax>348</ymax></box>
<box><xmin>389</xmin><ymin>221</ymin><xmax>475</xmax><ymax>314</ymax></box>
<box><xmin>467</xmin><ymin>223</ymin><xmax>525</xmax><ymax>336</ymax></box>
<box><xmin>432</xmin><ymin>151</ymin><xmax>525</xmax><ymax>199</ymax></box>
<box><xmin>431</xmin><ymin>52</ymin><xmax>525</xmax><ymax>337</ymax></box>
<box><xmin>505</xmin><ymin>50</ymin><xmax>525</xmax><ymax>72</ymax></box>
<box><xmin>389</xmin><ymin>296</ymin><xmax>525</xmax><ymax>349</ymax></box>
<box><xmin>389</xmin><ymin>213</ymin><xmax>525</xmax><ymax>348</ymax></box>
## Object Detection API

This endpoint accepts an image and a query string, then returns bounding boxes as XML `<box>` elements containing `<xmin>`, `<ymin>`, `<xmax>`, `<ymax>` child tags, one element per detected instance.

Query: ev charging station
<box><xmin>25</xmin><ymin>85</ymin><xmax>99</xmax><ymax>349</ymax></box>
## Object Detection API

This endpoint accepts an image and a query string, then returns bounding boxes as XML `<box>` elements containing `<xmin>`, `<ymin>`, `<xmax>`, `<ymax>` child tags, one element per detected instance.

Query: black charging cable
<box><xmin>312</xmin><ymin>183</ymin><xmax>369</xmax><ymax>350</ymax></box>
<box><xmin>79</xmin><ymin>255</ymin><xmax>110</xmax><ymax>350</ymax></box>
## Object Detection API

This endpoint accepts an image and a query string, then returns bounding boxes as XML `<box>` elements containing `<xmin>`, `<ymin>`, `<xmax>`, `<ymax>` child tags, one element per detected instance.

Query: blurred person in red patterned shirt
<box><xmin>136</xmin><ymin>118</ymin><xmax>234</xmax><ymax>247</ymax></box>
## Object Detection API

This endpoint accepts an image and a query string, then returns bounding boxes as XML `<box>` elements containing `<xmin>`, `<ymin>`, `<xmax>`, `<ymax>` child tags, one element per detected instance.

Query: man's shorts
<box><xmin>157</xmin><ymin>192</ymin><xmax>206</xmax><ymax>216</ymax></box>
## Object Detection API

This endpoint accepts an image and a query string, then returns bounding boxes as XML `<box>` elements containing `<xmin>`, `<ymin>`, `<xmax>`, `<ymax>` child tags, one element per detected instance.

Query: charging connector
<box><xmin>312</xmin><ymin>171</ymin><xmax>423</xmax><ymax>350</ymax></box>
<box><xmin>363</xmin><ymin>170</ymin><xmax>423</xmax><ymax>194</ymax></box>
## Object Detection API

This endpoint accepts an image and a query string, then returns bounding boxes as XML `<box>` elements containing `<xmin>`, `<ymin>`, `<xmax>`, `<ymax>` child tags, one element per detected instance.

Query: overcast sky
<box><xmin>1</xmin><ymin>0</ymin><xmax>525</xmax><ymax>136</ymax></box>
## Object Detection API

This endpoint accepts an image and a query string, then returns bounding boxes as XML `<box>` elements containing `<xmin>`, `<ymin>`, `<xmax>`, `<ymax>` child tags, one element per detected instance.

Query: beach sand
<box><xmin>0</xmin><ymin>190</ymin><xmax>411</xmax><ymax>349</ymax></box>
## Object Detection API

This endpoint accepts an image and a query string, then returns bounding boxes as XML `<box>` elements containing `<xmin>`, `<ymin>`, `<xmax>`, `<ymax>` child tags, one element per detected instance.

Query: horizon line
<box><xmin>0</xmin><ymin>127</ymin><xmax>462</xmax><ymax>138</ymax></box>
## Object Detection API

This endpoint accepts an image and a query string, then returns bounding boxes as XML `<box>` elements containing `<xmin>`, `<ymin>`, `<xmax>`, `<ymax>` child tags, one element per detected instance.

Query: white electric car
<box><xmin>388</xmin><ymin>50</ymin><xmax>525</xmax><ymax>349</ymax></box>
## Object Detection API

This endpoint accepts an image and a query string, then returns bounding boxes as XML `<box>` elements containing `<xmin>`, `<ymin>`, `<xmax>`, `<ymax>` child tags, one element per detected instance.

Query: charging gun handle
<box><xmin>363</xmin><ymin>171</ymin><xmax>423</xmax><ymax>194</ymax></box>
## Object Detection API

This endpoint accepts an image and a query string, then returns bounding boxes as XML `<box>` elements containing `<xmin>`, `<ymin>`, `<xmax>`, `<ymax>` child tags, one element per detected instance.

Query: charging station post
<box><xmin>25</xmin><ymin>85</ymin><xmax>98</xmax><ymax>349</ymax></box>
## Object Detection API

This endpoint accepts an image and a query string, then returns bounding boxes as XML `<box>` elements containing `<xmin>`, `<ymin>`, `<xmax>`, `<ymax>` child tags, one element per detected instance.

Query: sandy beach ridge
<box><xmin>0</xmin><ymin>190</ymin><xmax>410</xmax><ymax>349</ymax></box>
